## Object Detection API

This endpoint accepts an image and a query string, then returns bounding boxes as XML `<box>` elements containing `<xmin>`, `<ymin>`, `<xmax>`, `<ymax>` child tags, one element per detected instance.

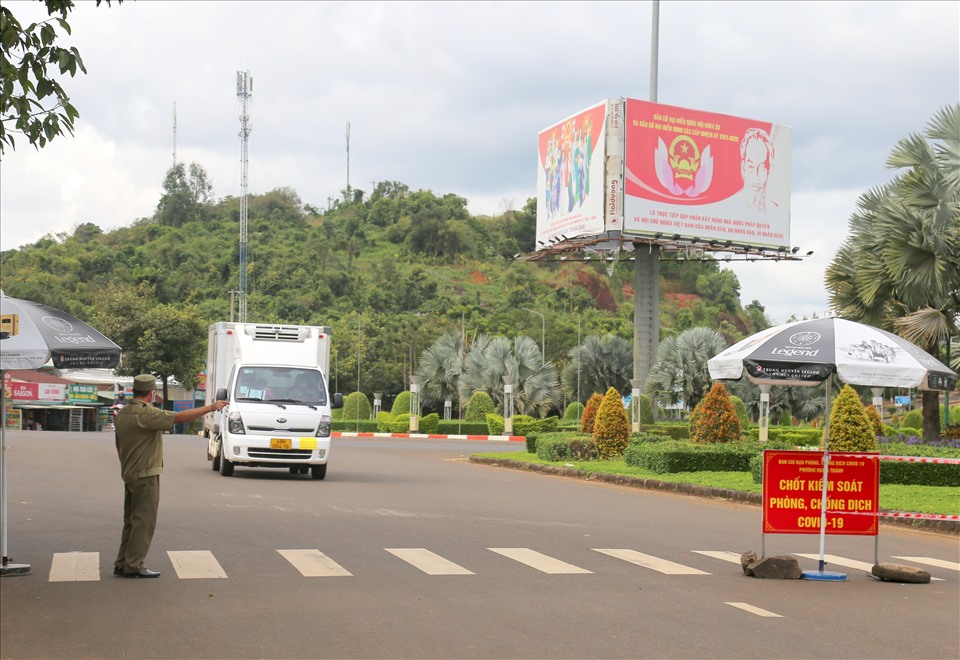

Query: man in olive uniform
<box><xmin>114</xmin><ymin>374</ymin><xmax>227</xmax><ymax>578</ymax></box>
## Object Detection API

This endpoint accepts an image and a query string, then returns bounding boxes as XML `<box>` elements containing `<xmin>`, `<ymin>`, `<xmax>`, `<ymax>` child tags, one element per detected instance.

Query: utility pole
<box><xmin>237</xmin><ymin>71</ymin><xmax>253</xmax><ymax>323</ymax></box>
<box><xmin>346</xmin><ymin>120</ymin><xmax>351</xmax><ymax>192</ymax></box>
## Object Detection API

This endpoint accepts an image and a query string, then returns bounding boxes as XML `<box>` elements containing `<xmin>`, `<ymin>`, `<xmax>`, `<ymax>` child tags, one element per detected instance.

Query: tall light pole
<box><xmin>522</xmin><ymin>308</ymin><xmax>545</xmax><ymax>366</ymax></box>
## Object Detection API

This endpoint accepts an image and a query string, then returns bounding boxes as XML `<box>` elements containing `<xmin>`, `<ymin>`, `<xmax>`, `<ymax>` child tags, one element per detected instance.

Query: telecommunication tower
<box><xmin>172</xmin><ymin>102</ymin><xmax>177</xmax><ymax>168</ymax></box>
<box><xmin>236</xmin><ymin>71</ymin><xmax>253</xmax><ymax>322</ymax></box>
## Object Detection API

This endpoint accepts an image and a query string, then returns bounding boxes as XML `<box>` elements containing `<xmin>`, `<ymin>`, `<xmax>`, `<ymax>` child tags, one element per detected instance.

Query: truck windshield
<box><xmin>235</xmin><ymin>367</ymin><xmax>327</xmax><ymax>405</ymax></box>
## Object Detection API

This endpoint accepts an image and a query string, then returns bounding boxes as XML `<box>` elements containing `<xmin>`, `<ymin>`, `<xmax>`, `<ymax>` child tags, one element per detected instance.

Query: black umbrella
<box><xmin>1</xmin><ymin>292</ymin><xmax>122</xmax><ymax>576</ymax></box>
<box><xmin>708</xmin><ymin>317</ymin><xmax>956</xmax><ymax>580</ymax></box>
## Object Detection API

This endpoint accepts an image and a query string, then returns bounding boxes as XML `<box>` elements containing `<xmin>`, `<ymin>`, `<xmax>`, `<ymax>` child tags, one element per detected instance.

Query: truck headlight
<box><xmin>228</xmin><ymin>412</ymin><xmax>246</xmax><ymax>434</ymax></box>
<box><xmin>316</xmin><ymin>414</ymin><xmax>331</xmax><ymax>437</ymax></box>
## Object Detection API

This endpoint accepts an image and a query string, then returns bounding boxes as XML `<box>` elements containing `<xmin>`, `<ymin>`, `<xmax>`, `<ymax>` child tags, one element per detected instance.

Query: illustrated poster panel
<box><xmin>623</xmin><ymin>99</ymin><xmax>791</xmax><ymax>249</ymax></box>
<box><xmin>536</xmin><ymin>101</ymin><xmax>609</xmax><ymax>248</ymax></box>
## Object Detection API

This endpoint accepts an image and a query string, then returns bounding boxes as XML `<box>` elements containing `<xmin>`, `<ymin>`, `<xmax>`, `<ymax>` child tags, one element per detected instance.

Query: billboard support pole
<box><xmin>634</xmin><ymin>1</ymin><xmax>661</xmax><ymax>400</ymax></box>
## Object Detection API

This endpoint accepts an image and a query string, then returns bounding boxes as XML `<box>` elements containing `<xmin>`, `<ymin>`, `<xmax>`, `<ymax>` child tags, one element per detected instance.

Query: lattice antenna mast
<box><xmin>172</xmin><ymin>102</ymin><xmax>177</xmax><ymax>168</ymax></box>
<box><xmin>237</xmin><ymin>71</ymin><xmax>253</xmax><ymax>322</ymax></box>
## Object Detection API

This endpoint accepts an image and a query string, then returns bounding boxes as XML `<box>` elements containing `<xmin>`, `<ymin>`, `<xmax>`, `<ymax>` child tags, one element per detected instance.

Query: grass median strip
<box><xmin>472</xmin><ymin>451</ymin><xmax>959</xmax><ymax>517</ymax></box>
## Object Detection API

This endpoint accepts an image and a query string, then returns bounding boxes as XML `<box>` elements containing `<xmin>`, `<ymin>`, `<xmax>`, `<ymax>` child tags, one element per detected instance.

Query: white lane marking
<box><xmin>49</xmin><ymin>552</ymin><xmax>100</xmax><ymax>582</ymax></box>
<box><xmin>793</xmin><ymin>553</ymin><xmax>944</xmax><ymax>581</ymax></box>
<box><xmin>693</xmin><ymin>550</ymin><xmax>743</xmax><ymax>564</ymax></box>
<box><xmin>488</xmin><ymin>548</ymin><xmax>592</xmax><ymax>574</ymax></box>
<box><xmin>726</xmin><ymin>602</ymin><xmax>783</xmax><ymax>618</ymax></box>
<box><xmin>167</xmin><ymin>550</ymin><xmax>227</xmax><ymax>579</ymax></box>
<box><xmin>278</xmin><ymin>549</ymin><xmax>352</xmax><ymax>577</ymax></box>
<box><xmin>593</xmin><ymin>549</ymin><xmax>710</xmax><ymax>575</ymax></box>
<box><xmin>891</xmin><ymin>556</ymin><xmax>960</xmax><ymax>571</ymax></box>
<box><xmin>386</xmin><ymin>548</ymin><xmax>474</xmax><ymax>575</ymax></box>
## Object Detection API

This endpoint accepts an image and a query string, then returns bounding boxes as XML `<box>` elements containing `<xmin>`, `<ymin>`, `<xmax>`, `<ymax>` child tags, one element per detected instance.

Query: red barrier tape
<box><xmin>825</xmin><ymin>509</ymin><xmax>960</xmax><ymax>521</ymax></box>
<box><xmin>828</xmin><ymin>453</ymin><xmax>960</xmax><ymax>465</ymax></box>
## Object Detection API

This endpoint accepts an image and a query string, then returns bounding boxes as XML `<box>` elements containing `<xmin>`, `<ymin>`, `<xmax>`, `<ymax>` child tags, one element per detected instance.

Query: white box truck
<box><xmin>203</xmin><ymin>322</ymin><xmax>343</xmax><ymax>479</ymax></box>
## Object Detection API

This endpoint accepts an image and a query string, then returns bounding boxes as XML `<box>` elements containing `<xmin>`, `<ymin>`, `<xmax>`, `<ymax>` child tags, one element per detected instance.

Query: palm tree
<box><xmin>645</xmin><ymin>327</ymin><xmax>727</xmax><ymax>415</ymax></box>
<box><xmin>418</xmin><ymin>330</ymin><xmax>465</xmax><ymax>416</ymax></box>
<box><xmin>457</xmin><ymin>334</ymin><xmax>561</xmax><ymax>417</ymax></box>
<box><xmin>825</xmin><ymin>104</ymin><xmax>960</xmax><ymax>439</ymax></box>
<box><xmin>561</xmin><ymin>334</ymin><xmax>632</xmax><ymax>403</ymax></box>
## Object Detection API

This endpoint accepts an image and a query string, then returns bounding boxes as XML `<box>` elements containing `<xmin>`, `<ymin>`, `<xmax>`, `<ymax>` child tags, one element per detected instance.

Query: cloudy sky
<box><xmin>1</xmin><ymin>1</ymin><xmax>957</xmax><ymax>324</ymax></box>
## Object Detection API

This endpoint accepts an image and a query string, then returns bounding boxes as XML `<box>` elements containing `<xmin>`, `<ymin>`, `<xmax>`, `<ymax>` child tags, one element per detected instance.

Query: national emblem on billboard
<box><xmin>623</xmin><ymin>99</ymin><xmax>792</xmax><ymax>250</ymax></box>
<box><xmin>536</xmin><ymin>101</ymin><xmax>610</xmax><ymax>248</ymax></box>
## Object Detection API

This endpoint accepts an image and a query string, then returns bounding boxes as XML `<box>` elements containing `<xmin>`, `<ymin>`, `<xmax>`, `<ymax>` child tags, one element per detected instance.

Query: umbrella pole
<box><xmin>0</xmin><ymin>370</ymin><xmax>30</xmax><ymax>576</ymax></box>
<box><xmin>817</xmin><ymin>381</ymin><xmax>830</xmax><ymax>571</ymax></box>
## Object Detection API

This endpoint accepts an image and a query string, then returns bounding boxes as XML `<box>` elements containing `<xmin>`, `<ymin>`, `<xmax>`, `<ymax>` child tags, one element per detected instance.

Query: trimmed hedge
<box><xmin>746</xmin><ymin>426</ymin><xmax>822</xmax><ymax>445</ymax></box>
<box><xmin>436</xmin><ymin>420</ymin><xmax>489</xmax><ymax>435</ymax></box>
<box><xmin>332</xmin><ymin>419</ymin><xmax>378</xmax><ymax>432</ymax></box>
<box><xmin>535</xmin><ymin>432</ymin><xmax>597</xmax><ymax>462</ymax></box>
<box><xmin>624</xmin><ymin>440</ymin><xmax>756</xmax><ymax>473</ymax></box>
<box><xmin>637</xmin><ymin>424</ymin><xmax>690</xmax><ymax>440</ymax></box>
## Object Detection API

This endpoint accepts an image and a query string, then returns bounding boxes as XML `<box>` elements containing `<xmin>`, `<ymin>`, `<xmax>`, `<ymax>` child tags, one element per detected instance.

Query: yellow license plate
<box><xmin>270</xmin><ymin>438</ymin><xmax>292</xmax><ymax>450</ymax></box>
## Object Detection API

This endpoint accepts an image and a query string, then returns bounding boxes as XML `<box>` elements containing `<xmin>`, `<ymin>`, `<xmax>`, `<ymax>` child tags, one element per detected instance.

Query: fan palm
<box><xmin>417</xmin><ymin>330</ymin><xmax>466</xmax><ymax>414</ymax></box>
<box><xmin>457</xmin><ymin>334</ymin><xmax>561</xmax><ymax>417</ymax></box>
<box><xmin>561</xmin><ymin>334</ymin><xmax>633</xmax><ymax>402</ymax></box>
<box><xmin>645</xmin><ymin>327</ymin><xmax>727</xmax><ymax>414</ymax></box>
<box><xmin>825</xmin><ymin>104</ymin><xmax>960</xmax><ymax>438</ymax></box>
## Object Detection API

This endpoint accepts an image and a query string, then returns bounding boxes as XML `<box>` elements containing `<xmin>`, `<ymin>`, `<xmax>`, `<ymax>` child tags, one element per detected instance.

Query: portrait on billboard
<box><xmin>622</xmin><ymin>99</ymin><xmax>792</xmax><ymax>249</ymax></box>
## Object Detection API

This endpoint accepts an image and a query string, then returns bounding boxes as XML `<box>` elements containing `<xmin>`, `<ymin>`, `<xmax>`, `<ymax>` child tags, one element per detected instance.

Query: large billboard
<box><xmin>536</xmin><ymin>101</ymin><xmax>611</xmax><ymax>248</ymax></box>
<box><xmin>622</xmin><ymin>100</ymin><xmax>791</xmax><ymax>250</ymax></box>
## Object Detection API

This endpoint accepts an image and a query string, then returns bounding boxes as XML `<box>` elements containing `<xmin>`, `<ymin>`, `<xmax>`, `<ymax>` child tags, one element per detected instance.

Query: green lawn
<box><xmin>474</xmin><ymin>451</ymin><xmax>960</xmax><ymax>517</ymax></box>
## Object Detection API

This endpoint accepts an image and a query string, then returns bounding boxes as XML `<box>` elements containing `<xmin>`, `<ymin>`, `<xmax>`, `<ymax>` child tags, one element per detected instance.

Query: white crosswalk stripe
<box><xmin>594</xmin><ymin>549</ymin><xmax>710</xmax><ymax>574</ymax></box>
<box><xmin>386</xmin><ymin>548</ymin><xmax>474</xmax><ymax>575</ymax></box>
<box><xmin>891</xmin><ymin>556</ymin><xmax>960</xmax><ymax>571</ymax></box>
<box><xmin>793</xmin><ymin>553</ymin><xmax>945</xmax><ymax>581</ymax></box>
<box><xmin>488</xmin><ymin>548</ymin><xmax>592</xmax><ymax>574</ymax></box>
<box><xmin>726</xmin><ymin>602</ymin><xmax>783</xmax><ymax>618</ymax></box>
<box><xmin>278</xmin><ymin>549</ymin><xmax>352</xmax><ymax>577</ymax></box>
<box><xmin>692</xmin><ymin>550</ymin><xmax>743</xmax><ymax>564</ymax></box>
<box><xmin>167</xmin><ymin>550</ymin><xmax>227</xmax><ymax>579</ymax></box>
<box><xmin>49</xmin><ymin>552</ymin><xmax>100</xmax><ymax>582</ymax></box>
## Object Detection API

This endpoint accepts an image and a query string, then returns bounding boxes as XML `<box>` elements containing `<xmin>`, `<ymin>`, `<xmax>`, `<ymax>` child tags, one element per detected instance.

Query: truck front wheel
<box><xmin>219</xmin><ymin>452</ymin><xmax>234</xmax><ymax>477</ymax></box>
<box><xmin>311</xmin><ymin>464</ymin><xmax>327</xmax><ymax>480</ymax></box>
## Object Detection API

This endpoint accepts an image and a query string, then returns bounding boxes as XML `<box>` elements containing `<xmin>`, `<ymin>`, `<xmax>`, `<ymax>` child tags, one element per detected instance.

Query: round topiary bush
<box><xmin>580</xmin><ymin>392</ymin><xmax>603</xmax><ymax>433</ymax></box>
<box><xmin>594</xmin><ymin>387</ymin><xmax>630</xmax><ymax>458</ymax></box>
<box><xmin>690</xmin><ymin>382</ymin><xmax>741</xmax><ymax>444</ymax></box>
<box><xmin>342</xmin><ymin>391</ymin><xmax>372</xmax><ymax>420</ymax></box>
<box><xmin>392</xmin><ymin>391</ymin><xmax>411</xmax><ymax>415</ymax></box>
<box><xmin>564</xmin><ymin>402</ymin><xmax>585</xmax><ymax>422</ymax></box>
<box><xmin>465</xmin><ymin>391</ymin><xmax>495</xmax><ymax>422</ymax></box>
<box><xmin>901</xmin><ymin>409</ymin><xmax>923</xmax><ymax>430</ymax></box>
<box><xmin>823</xmin><ymin>385</ymin><xmax>876</xmax><ymax>452</ymax></box>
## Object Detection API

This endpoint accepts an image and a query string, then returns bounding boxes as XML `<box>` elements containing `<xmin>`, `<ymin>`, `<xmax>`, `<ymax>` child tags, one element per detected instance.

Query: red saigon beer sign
<box><xmin>763</xmin><ymin>450</ymin><xmax>879</xmax><ymax>536</ymax></box>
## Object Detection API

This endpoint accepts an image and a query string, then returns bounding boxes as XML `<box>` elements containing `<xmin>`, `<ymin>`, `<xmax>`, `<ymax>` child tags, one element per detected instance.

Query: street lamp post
<box><xmin>503</xmin><ymin>374</ymin><xmax>514</xmax><ymax>435</ymax></box>
<box><xmin>521</xmin><ymin>308</ymin><xmax>545</xmax><ymax>366</ymax></box>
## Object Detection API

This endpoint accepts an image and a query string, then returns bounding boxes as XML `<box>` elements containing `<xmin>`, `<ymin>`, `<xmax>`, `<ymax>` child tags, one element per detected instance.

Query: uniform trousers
<box><xmin>114</xmin><ymin>475</ymin><xmax>160</xmax><ymax>573</ymax></box>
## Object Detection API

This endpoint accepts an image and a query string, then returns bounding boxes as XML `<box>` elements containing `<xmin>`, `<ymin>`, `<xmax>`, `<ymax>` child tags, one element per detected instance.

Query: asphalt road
<box><xmin>1</xmin><ymin>430</ymin><xmax>958</xmax><ymax>659</ymax></box>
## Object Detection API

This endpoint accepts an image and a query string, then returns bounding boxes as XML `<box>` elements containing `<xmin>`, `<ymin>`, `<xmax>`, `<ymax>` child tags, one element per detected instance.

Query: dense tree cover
<box><xmin>0</xmin><ymin>0</ymin><xmax>120</xmax><ymax>153</ymax></box>
<box><xmin>0</xmin><ymin>170</ymin><xmax>771</xmax><ymax>414</ymax></box>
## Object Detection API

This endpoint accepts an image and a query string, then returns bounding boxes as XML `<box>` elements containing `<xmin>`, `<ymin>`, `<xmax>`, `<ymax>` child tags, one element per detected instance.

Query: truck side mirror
<box><xmin>331</xmin><ymin>393</ymin><xmax>344</xmax><ymax>409</ymax></box>
<box><xmin>216</xmin><ymin>388</ymin><xmax>228</xmax><ymax>402</ymax></box>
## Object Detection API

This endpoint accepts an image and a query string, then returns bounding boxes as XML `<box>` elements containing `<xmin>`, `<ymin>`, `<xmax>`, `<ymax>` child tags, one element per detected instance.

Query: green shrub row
<box><xmin>535</xmin><ymin>433</ymin><xmax>597</xmax><ymax>462</ymax></box>
<box><xmin>637</xmin><ymin>424</ymin><xmax>690</xmax><ymax>440</ymax></box>
<box><xmin>746</xmin><ymin>426</ymin><xmax>823</xmax><ymax>444</ymax></box>
<box><xmin>624</xmin><ymin>440</ymin><xmax>756</xmax><ymax>474</ymax></box>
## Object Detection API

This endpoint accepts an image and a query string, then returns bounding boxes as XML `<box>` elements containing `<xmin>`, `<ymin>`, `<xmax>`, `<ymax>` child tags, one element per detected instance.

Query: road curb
<box><xmin>334</xmin><ymin>431</ymin><xmax>525</xmax><ymax>442</ymax></box>
<box><xmin>467</xmin><ymin>456</ymin><xmax>959</xmax><ymax>536</ymax></box>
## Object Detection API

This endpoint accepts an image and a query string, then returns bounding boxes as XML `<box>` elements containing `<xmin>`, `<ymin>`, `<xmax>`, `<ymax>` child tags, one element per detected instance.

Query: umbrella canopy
<box><xmin>1</xmin><ymin>292</ymin><xmax>122</xmax><ymax>370</ymax></box>
<box><xmin>708</xmin><ymin>317</ymin><xmax>956</xmax><ymax>391</ymax></box>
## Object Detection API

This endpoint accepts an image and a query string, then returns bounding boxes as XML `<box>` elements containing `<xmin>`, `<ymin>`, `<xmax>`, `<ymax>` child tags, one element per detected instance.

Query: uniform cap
<box><xmin>132</xmin><ymin>374</ymin><xmax>156</xmax><ymax>392</ymax></box>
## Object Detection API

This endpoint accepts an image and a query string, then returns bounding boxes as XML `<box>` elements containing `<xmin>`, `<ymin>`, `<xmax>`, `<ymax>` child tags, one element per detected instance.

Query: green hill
<box><xmin>0</xmin><ymin>177</ymin><xmax>770</xmax><ymax>405</ymax></box>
